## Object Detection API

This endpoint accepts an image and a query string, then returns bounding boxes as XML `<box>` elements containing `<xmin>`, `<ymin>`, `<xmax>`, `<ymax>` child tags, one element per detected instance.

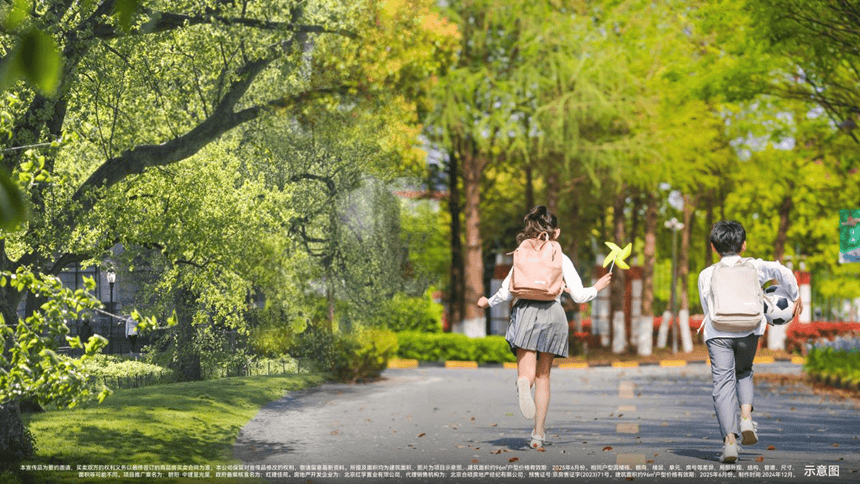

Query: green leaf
<box><xmin>167</xmin><ymin>310</ymin><xmax>178</xmax><ymax>327</ymax></box>
<box><xmin>112</xmin><ymin>0</ymin><xmax>142</xmax><ymax>33</ymax></box>
<box><xmin>0</xmin><ymin>170</ymin><xmax>27</xmax><ymax>231</ymax></box>
<box><xmin>97</xmin><ymin>387</ymin><xmax>112</xmax><ymax>403</ymax></box>
<box><xmin>17</xmin><ymin>28</ymin><xmax>63</xmax><ymax>95</ymax></box>
<box><xmin>5</xmin><ymin>0</ymin><xmax>30</xmax><ymax>31</ymax></box>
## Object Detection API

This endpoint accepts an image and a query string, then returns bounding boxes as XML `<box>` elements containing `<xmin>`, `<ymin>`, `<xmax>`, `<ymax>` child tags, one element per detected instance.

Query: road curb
<box><xmin>388</xmin><ymin>357</ymin><xmax>804</xmax><ymax>369</ymax></box>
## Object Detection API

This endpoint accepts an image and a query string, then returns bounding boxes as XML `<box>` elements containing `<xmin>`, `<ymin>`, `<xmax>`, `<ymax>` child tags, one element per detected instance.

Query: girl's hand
<box><xmin>477</xmin><ymin>296</ymin><xmax>490</xmax><ymax>309</ymax></box>
<box><xmin>594</xmin><ymin>273</ymin><xmax>612</xmax><ymax>292</ymax></box>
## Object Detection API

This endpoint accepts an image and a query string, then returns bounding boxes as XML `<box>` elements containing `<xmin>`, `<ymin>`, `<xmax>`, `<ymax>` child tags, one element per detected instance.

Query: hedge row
<box><xmin>395</xmin><ymin>331</ymin><xmax>516</xmax><ymax>364</ymax></box>
<box><xmin>803</xmin><ymin>336</ymin><xmax>860</xmax><ymax>390</ymax></box>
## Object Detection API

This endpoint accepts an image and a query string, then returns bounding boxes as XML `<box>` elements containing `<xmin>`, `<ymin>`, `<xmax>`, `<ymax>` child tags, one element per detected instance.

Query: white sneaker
<box><xmin>529</xmin><ymin>431</ymin><xmax>545</xmax><ymax>449</ymax></box>
<box><xmin>720</xmin><ymin>441</ymin><xmax>738</xmax><ymax>463</ymax></box>
<box><xmin>516</xmin><ymin>377</ymin><xmax>535</xmax><ymax>419</ymax></box>
<box><xmin>740</xmin><ymin>418</ymin><xmax>758</xmax><ymax>445</ymax></box>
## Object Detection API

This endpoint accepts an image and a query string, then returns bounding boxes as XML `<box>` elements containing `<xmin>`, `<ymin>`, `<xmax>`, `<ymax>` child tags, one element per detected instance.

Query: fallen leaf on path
<box><xmin>646</xmin><ymin>460</ymin><xmax>654</xmax><ymax>464</ymax></box>
<box><xmin>536</xmin><ymin>447</ymin><xmax>546</xmax><ymax>452</ymax></box>
<box><xmin>455</xmin><ymin>445</ymin><xmax>465</xmax><ymax>448</ymax></box>
<box><xmin>417</xmin><ymin>433</ymin><xmax>425</xmax><ymax>438</ymax></box>
<box><xmin>603</xmin><ymin>446</ymin><xmax>613</xmax><ymax>451</ymax></box>
<box><xmin>490</xmin><ymin>423</ymin><xmax>498</xmax><ymax>427</ymax></box>
<box><xmin>767</xmin><ymin>445</ymin><xmax>776</xmax><ymax>450</ymax></box>
<box><xmin>471</xmin><ymin>459</ymin><xmax>479</xmax><ymax>464</ymax></box>
<box><xmin>508</xmin><ymin>457</ymin><xmax>519</xmax><ymax>463</ymax></box>
<box><xmin>756</xmin><ymin>457</ymin><xmax>764</xmax><ymax>462</ymax></box>
<box><xmin>833</xmin><ymin>444</ymin><xmax>840</xmax><ymax>447</ymax></box>
<box><xmin>491</xmin><ymin>450</ymin><xmax>502</xmax><ymax>454</ymax></box>
<box><xmin>471</xmin><ymin>417</ymin><xmax>475</xmax><ymax>421</ymax></box>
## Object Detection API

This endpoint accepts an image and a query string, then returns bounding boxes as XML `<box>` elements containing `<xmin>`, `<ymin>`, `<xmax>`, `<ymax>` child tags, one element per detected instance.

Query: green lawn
<box><xmin>9</xmin><ymin>373</ymin><xmax>328</xmax><ymax>484</ymax></box>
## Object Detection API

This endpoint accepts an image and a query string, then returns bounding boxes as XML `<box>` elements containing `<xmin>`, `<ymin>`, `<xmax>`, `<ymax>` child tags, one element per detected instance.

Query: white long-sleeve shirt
<box><xmin>486</xmin><ymin>253</ymin><xmax>597</xmax><ymax>307</ymax></box>
<box><xmin>697</xmin><ymin>254</ymin><xmax>799</xmax><ymax>341</ymax></box>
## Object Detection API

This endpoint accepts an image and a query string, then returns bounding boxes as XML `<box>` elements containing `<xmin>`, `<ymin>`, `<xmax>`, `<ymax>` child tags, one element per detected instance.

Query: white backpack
<box><xmin>706</xmin><ymin>258</ymin><xmax>764</xmax><ymax>333</ymax></box>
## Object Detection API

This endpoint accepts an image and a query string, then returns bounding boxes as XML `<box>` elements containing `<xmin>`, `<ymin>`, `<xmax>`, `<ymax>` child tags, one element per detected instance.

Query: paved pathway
<box><xmin>235</xmin><ymin>362</ymin><xmax>859</xmax><ymax>483</ymax></box>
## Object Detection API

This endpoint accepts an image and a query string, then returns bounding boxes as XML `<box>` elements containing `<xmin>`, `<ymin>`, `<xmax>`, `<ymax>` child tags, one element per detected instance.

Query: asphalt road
<box><xmin>234</xmin><ymin>362</ymin><xmax>859</xmax><ymax>484</ymax></box>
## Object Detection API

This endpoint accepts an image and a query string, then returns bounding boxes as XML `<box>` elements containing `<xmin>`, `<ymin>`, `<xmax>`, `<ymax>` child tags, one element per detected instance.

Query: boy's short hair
<box><xmin>709</xmin><ymin>220</ymin><xmax>746</xmax><ymax>256</ymax></box>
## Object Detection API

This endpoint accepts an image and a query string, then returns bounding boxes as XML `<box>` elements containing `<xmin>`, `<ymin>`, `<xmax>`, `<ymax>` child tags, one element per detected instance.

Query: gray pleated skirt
<box><xmin>505</xmin><ymin>299</ymin><xmax>569</xmax><ymax>358</ymax></box>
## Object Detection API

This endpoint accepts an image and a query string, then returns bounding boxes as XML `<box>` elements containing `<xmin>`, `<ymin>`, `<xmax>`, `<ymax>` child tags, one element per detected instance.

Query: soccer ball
<box><xmin>763</xmin><ymin>285</ymin><xmax>795</xmax><ymax>326</ymax></box>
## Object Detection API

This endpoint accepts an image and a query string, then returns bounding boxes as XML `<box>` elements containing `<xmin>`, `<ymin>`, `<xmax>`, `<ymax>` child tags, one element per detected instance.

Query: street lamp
<box><xmin>664</xmin><ymin>217</ymin><xmax>685</xmax><ymax>355</ymax></box>
<box><xmin>106</xmin><ymin>269</ymin><xmax>116</xmax><ymax>354</ymax></box>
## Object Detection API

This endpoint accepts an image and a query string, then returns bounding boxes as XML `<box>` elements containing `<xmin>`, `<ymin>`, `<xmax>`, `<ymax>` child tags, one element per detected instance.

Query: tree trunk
<box><xmin>680</xmin><ymin>195</ymin><xmax>693</xmax><ymax>311</ymax></box>
<box><xmin>0</xmin><ymin>239</ymin><xmax>32</xmax><ymax>463</ymax></box>
<box><xmin>774</xmin><ymin>194</ymin><xmax>793</xmax><ymax>262</ymax></box>
<box><xmin>641</xmin><ymin>192</ymin><xmax>658</xmax><ymax>318</ymax></box>
<box><xmin>630</xmin><ymin>192</ymin><xmax>641</xmax><ymax>263</ymax></box>
<box><xmin>0</xmin><ymin>401</ymin><xmax>34</xmax><ymax>463</ymax></box>
<box><xmin>525</xmin><ymin>163</ymin><xmax>534</xmax><ymax>213</ymax></box>
<box><xmin>611</xmin><ymin>188</ymin><xmax>627</xmax><ymax>351</ymax></box>
<box><xmin>173</xmin><ymin>287</ymin><xmax>202</xmax><ymax>381</ymax></box>
<box><xmin>704</xmin><ymin>191</ymin><xmax>715</xmax><ymax>267</ymax></box>
<box><xmin>545</xmin><ymin>164</ymin><xmax>559</xmax><ymax>215</ymax></box>
<box><xmin>563</xmin><ymin>198</ymin><xmax>581</xmax><ymax>267</ymax></box>
<box><xmin>461</xmin><ymin>143</ymin><xmax>486</xmax><ymax>335</ymax></box>
<box><xmin>447</xmin><ymin>148</ymin><xmax>464</xmax><ymax>329</ymax></box>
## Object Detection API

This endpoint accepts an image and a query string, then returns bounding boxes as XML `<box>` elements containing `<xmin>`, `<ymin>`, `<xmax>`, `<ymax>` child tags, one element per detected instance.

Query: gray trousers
<box><xmin>706</xmin><ymin>334</ymin><xmax>759</xmax><ymax>440</ymax></box>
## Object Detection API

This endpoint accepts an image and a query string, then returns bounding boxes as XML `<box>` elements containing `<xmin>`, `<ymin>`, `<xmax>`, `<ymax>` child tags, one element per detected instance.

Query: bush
<box><xmin>288</xmin><ymin>326</ymin><xmax>398</xmax><ymax>383</ymax></box>
<box><xmin>288</xmin><ymin>326</ymin><xmax>338</xmax><ymax>370</ymax></box>
<box><xmin>804</xmin><ymin>344</ymin><xmax>860</xmax><ymax>386</ymax></box>
<box><xmin>395</xmin><ymin>332</ymin><xmax>515</xmax><ymax>364</ymax></box>
<box><xmin>82</xmin><ymin>354</ymin><xmax>177</xmax><ymax>390</ymax></box>
<box><xmin>330</xmin><ymin>327</ymin><xmax>399</xmax><ymax>383</ymax></box>
<box><xmin>382</xmin><ymin>290</ymin><xmax>444</xmax><ymax>333</ymax></box>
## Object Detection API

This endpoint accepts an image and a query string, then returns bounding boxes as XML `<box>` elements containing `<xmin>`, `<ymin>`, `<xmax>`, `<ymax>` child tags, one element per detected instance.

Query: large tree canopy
<box><xmin>0</xmin><ymin>0</ymin><xmax>458</xmax><ymax>457</ymax></box>
<box><xmin>0</xmin><ymin>0</ymin><xmax>456</xmax><ymax>315</ymax></box>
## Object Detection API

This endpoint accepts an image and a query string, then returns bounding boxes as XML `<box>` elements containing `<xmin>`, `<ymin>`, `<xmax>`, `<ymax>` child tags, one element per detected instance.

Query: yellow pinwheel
<box><xmin>603</xmin><ymin>241</ymin><xmax>632</xmax><ymax>272</ymax></box>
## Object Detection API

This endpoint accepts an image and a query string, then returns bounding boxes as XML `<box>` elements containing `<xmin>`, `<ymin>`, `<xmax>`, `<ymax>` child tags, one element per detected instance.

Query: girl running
<box><xmin>478</xmin><ymin>206</ymin><xmax>611</xmax><ymax>449</ymax></box>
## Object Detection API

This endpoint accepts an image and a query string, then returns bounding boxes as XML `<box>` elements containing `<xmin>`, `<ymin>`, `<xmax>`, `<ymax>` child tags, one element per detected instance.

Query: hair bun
<box><xmin>526</xmin><ymin>205</ymin><xmax>547</xmax><ymax>221</ymax></box>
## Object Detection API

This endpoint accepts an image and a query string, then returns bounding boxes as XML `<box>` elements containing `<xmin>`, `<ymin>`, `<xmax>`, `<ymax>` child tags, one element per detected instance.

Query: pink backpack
<box><xmin>508</xmin><ymin>233</ymin><xmax>565</xmax><ymax>301</ymax></box>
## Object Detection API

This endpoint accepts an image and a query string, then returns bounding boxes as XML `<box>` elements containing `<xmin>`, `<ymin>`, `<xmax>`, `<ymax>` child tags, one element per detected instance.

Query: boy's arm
<box><xmin>697</xmin><ymin>270</ymin><xmax>710</xmax><ymax>319</ymax></box>
<box><xmin>755</xmin><ymin>259</ymin><xmax>800</xmax><ymax>300</ymax></box>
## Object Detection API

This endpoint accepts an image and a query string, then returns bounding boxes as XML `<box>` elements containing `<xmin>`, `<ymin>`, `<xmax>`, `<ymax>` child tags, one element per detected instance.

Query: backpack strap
<box><xmin>697</xmin><ymin>260</ymin><xmax>725</xmax><ymax>335</ymax></box>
